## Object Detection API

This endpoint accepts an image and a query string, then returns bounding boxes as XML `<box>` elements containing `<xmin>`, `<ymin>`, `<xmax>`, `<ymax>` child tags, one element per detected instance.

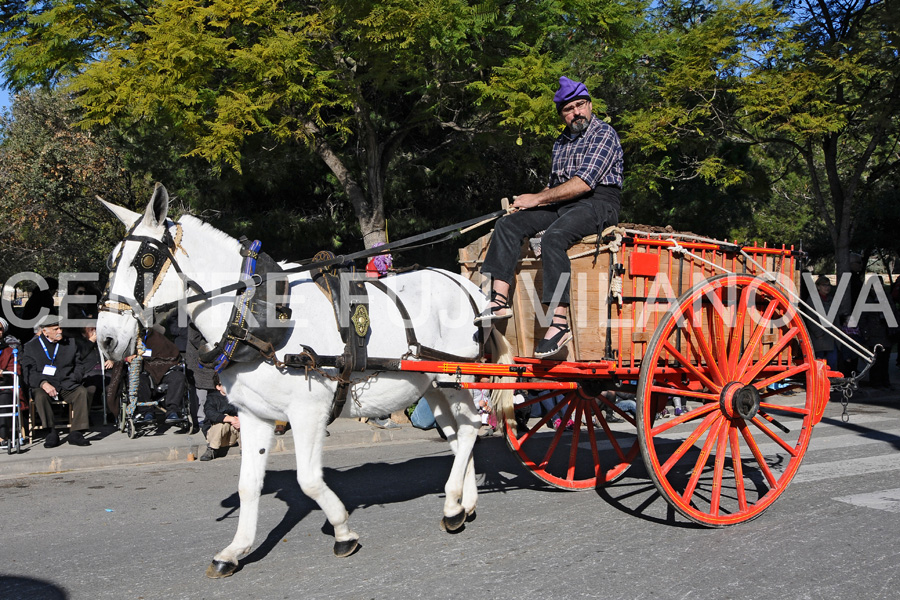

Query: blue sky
<box><xmin>0</xmin><ymin>88</ymin><xmax>9</xmax><ymax>112</ymax></box>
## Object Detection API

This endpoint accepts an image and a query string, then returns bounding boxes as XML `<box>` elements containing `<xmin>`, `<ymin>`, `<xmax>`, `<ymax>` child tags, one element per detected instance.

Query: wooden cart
<box><xmin>422</xmin><ymin>224</ymin><xmax>845</xmax><ymax>526</ymax></box>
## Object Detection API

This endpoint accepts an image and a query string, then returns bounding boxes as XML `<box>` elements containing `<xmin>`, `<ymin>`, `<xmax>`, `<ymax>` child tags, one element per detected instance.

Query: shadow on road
<box><xmin>217</xmin><ymin>436</ymin><xmax>551</xmax><ymax>569</ymax></box>
<box><xmin>0</xmin><ymin>575</ymin><xmax>68</xmax><ymax>600</ymax></box>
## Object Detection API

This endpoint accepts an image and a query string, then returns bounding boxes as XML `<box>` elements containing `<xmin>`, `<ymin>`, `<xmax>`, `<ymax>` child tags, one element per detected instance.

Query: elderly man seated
<box><xmin>22</xmin><ymin>315</ymin><xmax>91</xmax><ymax>447</ymax></box>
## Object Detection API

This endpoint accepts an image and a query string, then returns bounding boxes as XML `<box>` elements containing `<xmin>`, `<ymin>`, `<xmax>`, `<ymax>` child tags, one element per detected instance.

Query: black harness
<box><xmin>101</xmin><ymin>223</ymin><xmax>291</xmax><ymax>370</ymax></box>
<box><xmin>197</xmin><ymin>239</ymin><xmax>292</xmax><ymax>371</ymax></box>
<box><xmin>102</xmin><ymin>212</ymin><xmax>499</xmax><ymax>422</ymax></box>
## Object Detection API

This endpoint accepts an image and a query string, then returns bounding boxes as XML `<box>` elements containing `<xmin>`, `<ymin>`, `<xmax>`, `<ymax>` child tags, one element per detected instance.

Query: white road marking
<box><xmin>833</xmin><ymin>488</ymin><xmax>900</xmax><ymax>513</ymax></box>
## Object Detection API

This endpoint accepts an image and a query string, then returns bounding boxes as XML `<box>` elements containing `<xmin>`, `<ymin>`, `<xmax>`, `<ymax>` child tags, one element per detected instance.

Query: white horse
<box><xmin>96</xmin><ymin>184</ymin><xmax>512</xmax><ymax>578</ymax></box>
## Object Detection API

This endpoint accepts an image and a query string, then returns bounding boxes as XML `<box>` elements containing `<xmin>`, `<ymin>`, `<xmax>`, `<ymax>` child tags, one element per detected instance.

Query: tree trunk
<box><xmin>304</xmin><ymin>120</ymin><xmax>387</xmax><ymax>249</ymax></box>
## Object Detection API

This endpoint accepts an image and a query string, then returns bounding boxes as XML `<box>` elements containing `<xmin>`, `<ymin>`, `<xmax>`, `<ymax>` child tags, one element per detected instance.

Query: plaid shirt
<box><xmin>549</xmin><ymin>116</ymin><xmax>623</xmax><ymax>189</ymax></box>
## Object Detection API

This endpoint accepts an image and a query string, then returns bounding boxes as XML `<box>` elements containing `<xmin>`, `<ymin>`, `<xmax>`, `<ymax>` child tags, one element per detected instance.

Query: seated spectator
<box><xmin>63</xmin><ymin>280</ymin><xmax>99</xmax><ymax>327</ymax></box>
<box><xmin>200</xmin><ymin>385</ymin><xmax>240</xmax><ymax>461</ymax></box>
<box><xmin>186</xmin><ymin>320</ymin><xmax>213</xmax><ymax>431</ymax></box>
<box><xmin>21</xmin><ymin>315</ymin><xmax>91</xmax><ymax>447</ymax></box>
<box><xmin>0</xmin><ymin>318</ymin><xmax>22</xmax><ymax>449</ymax></box>
<box><xmin>75</xmin><ymin>324</ymin><xmax>115</xmax><ymax>414</ymax></box>
<box><xmin>125</xmin><ymin>324</ymin><xmax>187</xmax><ymax>424</ymax></box>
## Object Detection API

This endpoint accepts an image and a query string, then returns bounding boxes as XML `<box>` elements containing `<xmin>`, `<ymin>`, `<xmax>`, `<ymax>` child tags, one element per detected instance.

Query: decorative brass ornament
<box><xmin>141</xmin><ymin>254</ymin><xmax>157</xmax><ymax>269</ymax></box>
<box><xmin>351</xmin><ymin>304</ymin><xmax>370</xmax><ymax>338</ymax></box>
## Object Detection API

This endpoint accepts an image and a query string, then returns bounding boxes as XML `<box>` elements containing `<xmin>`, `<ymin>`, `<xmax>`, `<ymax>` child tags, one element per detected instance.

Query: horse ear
<box><xmin>97</xmin><ymin>196</ymin><xmax>141</xmax><ymax>227</ymax></box>
<box><xmin>144</xmin><ymin>182</ymin><xmax>170</xmax><ymax>229</ymax></box>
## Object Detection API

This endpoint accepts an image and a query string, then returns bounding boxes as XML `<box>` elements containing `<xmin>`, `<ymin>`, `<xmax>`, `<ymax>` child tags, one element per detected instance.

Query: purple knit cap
<box><xmin>553</xmin><ymin>76</ymin><xmax>590</xmax><ymax>111</ymax></box>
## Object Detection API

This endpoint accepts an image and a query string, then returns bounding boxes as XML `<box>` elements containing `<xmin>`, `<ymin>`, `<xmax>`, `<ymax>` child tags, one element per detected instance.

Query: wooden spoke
<box><xmin>734</xmin><ymin>298</ymin><xmax>779</xmax><ymax>377</ymax></box>
<box><xmin>740</xmin><ymin>327</ymin><xmax>800</xmax><ymax>384</ymax></box>
<box><xmin>661</xmin><ymin>340</ymin><xmax>720</xmax><ymax>392</ymax></box>
<box><xmin>752</xmin><ymin>363</ymin><xmax>811</xmax><ymax>392</ymax></box>
<box><xmin>737</xmin><ymin>419</ymin><xmax>777</xmax><ymax>487</ymax></box>
<box><xmin>685</xmin><ymin>311</ymin><xmax>726</xmax><ymax>386</ymax></box>
<box><xmin>683</xmin><ymin>416</ymin><xmax>725</xmax><ymax>503</ymax></box>
<box><xmin>710</xmin><ymin>420</ymin><xmax>731</xmax><ymax>516</ymax></box>
<box><xmin>729</xmin><ymin>427</ymin><xmax>747</xmax><ymax>512</ymax></box>
<box><xmin>726</xmin><ymin>284</ymin><xmax>752</xmax><ymax>377</ymax></box>
<box><xmin>750</xmin><ymin>416</ymin><xmax>800</xmax><ymax>457</ymax></box>
<box><xmin>651</xmin><ymin>402</ymin><xmax>718</xmax><ymax>436</ymax></box>
<box><xmin>757</xmin><ymin>402</ymin><xmax>811</xmax><ymax>416</ymax></box>
<box><xmin>507</xmin><ymin>388</ymin><xmax>639</xmax><ymax>490</ymax></box>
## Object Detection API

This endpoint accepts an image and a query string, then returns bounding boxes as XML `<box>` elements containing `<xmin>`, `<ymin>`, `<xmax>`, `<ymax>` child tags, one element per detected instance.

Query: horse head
<box><xmin>97</xmin><ymin>183</ymin><xmax>187</xmax><ymax>360</ymax></box>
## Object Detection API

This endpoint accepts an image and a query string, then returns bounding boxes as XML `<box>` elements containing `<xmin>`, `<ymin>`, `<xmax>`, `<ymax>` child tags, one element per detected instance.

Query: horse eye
<box><xmin>141</xmin><ymin>254</ymin><xmax>157</xmax><ymax>269</ymax></box>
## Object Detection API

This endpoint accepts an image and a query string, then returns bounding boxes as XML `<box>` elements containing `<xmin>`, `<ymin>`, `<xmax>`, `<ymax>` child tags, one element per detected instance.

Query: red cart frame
<box><xmin>396</xmin><ymin>228</ymin><xmax>867</xmax><ymax>526</ymax></box>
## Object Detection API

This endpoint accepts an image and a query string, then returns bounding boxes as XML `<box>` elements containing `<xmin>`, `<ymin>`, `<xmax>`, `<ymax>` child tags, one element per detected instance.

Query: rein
<box><xmin>124</xmin><ymin>208</ymin><xmax>507</xmax><ymax>324</ymax></box>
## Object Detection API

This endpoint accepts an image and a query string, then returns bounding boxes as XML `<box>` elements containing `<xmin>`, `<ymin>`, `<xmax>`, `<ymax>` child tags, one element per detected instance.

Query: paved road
<box><xmin>2</xmin><ymin>393</ymin><xmax>900</xmax><ymax>600</ymax></box>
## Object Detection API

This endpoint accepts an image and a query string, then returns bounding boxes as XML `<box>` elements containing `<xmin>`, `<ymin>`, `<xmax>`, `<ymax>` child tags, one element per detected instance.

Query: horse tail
<box><xmin>487</xmin><ymin>328</ymin><xmax>516</xmax><ymax>434</ymax></box>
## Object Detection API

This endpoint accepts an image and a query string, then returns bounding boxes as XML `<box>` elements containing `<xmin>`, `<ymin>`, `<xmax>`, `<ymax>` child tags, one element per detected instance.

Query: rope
<box><xmin>125</xmin><ymin>338</ymin><xmax>144</xmax><ymax>421</ymax></box>
<box><xmin>575</xmin><ymin>225</ymin><xmax>874</xmax><ymax>366</ymax></box>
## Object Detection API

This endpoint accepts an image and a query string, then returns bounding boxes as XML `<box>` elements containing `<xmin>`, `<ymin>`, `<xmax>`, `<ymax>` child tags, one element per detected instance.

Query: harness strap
<box><xmin>200</xmin><ymin>239</ymin><xmax>263</xmax><ymax>372</ymax></box>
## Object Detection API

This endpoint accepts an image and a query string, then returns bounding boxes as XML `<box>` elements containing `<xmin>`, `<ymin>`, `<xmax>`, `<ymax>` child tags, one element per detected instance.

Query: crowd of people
<box><xmin>0</xmin><ymin>279</ymin><xmax>240</xmax><ymax>461</ymax></box>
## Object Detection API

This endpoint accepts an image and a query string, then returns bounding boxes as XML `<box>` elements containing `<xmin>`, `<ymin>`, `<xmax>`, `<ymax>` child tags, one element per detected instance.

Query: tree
<box><xmin>621</xmin><ymin>0</ymin><xmax>900</xmax><ymax>276</ymax></box>
<box><xmin>1</xmin><ymin>0</ymin><xmax>650</xmax><ymax>249</ymax></box>
<box><xmin>0</xmin><ymin>90</ymin><xmax>144</xmax><ymax>281</ymax></box>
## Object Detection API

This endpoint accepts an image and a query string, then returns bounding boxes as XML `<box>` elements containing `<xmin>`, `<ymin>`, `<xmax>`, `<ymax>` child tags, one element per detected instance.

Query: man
<box><xmin>476</xmin><ymin>75</ymin><xmax>624</xmax><ymax>359</ymax></box>
<box><xmin>807</xmin><ymin>276</ymin><xmax>838</xmax><ymax>370</ymax></box>
<box><xmin>22</xmin><ymin>315</ymin><xmax>91</xmax><ymax>447</ymax></box>
<box><xmin>199</xmin><ymin>385</ymin><xmax>240</xmax><ymax>461</ymax></box>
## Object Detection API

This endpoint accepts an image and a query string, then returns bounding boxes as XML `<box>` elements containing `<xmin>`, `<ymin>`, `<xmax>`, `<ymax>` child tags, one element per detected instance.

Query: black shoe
<box><xmin>533</xmin><ymin>315</ymin><xmax>572</xmax><ymax>359</ymax></box>
<box><xmin>68</xmin><ymin>431</ymin><xmax>91</xmax><ymax>447</ymax></box>
<box><xmin>44</xmin><ymin>430</ymin><xmax>61</xmax><ymax>449</ymax></box>
<box><xmin>199</xmin><ymin>446</ymin><xmax>216</xmax><ymax>461</ymax></box>
<box><xmin>604</xmin><ymin>411</ymin><xmax>625</xmax><ymax>424</ymax></box>
<box><xmin>474</xmin><ymin>290</ymin><xmax>513</xmax><ymax>325</ymax></box>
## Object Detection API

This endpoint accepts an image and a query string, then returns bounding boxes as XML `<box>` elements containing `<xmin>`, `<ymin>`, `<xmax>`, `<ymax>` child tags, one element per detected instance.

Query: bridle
<box><xmin>100</xmin><ymin>218</ymin><xmax>202</xmax><ymax>328</ymax></box>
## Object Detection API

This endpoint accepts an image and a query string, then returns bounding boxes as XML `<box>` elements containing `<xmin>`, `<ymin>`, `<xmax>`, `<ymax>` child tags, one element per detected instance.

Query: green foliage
<box><xmin>619</xmin><ymin>0</ymin><xmax>900</xmax><ymax>270</ymax></box>
<box><xmin>0</xmin><ymin>91</ymin><xmax>144</xmax><ymax>280</ymax></box>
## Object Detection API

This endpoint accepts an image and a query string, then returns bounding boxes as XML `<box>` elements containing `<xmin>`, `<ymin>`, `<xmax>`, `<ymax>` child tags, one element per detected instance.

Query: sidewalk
<box><xmin>0</xmin><ymin>416</ymin><xmax>441</xmax><ymax>479</ymax></box>
<box><xmin>2</xmin><ymin>355</ymin><xmax>897</xmax><ymax>479</ymax></box>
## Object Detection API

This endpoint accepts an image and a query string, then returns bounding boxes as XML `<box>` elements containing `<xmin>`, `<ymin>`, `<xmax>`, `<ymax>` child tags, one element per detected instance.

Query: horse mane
<box><xmin>178</xmin><ymin>214</ymin><xmax>243</xmax><ymax>252</ymax></box>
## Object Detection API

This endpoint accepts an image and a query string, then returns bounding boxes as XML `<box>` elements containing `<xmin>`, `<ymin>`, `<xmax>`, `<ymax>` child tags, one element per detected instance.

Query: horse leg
<box><xmin>427</xmin><ymin>387</ymin><xmax>480</xmax><ymax>532</ymax></box>
<box><xmin>290</xmin><ymin>415</ymin><xmax>360</xmax><ymax>557</ymax></box>
<box><xmin>207</xmin><ymin>411</ymin><xmax>274</xmax><ymax>578</ymax></box>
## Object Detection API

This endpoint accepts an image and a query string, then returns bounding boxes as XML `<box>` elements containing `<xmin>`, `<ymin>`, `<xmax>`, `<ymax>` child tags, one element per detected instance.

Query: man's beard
<box><xmin>570</xmin><ymin>114</ymin><xmax>591</xmax><ymax>134</ymax></box>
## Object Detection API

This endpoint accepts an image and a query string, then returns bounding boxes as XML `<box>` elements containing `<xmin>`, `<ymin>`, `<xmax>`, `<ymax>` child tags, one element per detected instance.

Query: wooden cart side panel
<box><xmin>460</xmin><ymin>231</ymin><xmax>801</xmax><ymax>366</ymax></box>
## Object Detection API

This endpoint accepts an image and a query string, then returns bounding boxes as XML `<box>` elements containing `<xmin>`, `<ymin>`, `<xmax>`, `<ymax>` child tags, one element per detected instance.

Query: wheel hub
<box><xmin>719</xmin><ymin>382</ymin><xmax>761</xmax><ymax>420</ymax></box>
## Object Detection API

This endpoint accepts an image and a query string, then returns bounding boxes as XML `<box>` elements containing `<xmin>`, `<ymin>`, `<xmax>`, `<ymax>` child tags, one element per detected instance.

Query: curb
<box><xmin>0</xmin><ymin>421</ymin><xmax>442</xmax><ymax>479</ymax></box>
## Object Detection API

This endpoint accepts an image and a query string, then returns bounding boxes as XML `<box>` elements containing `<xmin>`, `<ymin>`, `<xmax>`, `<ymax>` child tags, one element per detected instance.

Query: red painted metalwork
<box><xmin>395</xmin><ymin>235</ymin><xmax>837</xmax><ymax>523</ymax></box>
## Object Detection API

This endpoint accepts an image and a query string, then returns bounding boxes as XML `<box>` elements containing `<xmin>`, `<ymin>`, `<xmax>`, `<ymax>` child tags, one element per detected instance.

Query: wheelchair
<box><xmin>116</xmin><ymin>355</ymin><xmax>194</xmax><ymax>438</ymax></box>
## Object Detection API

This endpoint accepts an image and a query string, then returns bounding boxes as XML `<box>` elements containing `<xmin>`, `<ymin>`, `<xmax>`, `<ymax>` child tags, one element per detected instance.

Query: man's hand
<box><xmin>41</xmin><ymin>381</ymin><xmax>58</xmax><ymax>398</ymax></box>
<box><xmin>511</xmin><ymin>193</ymin><xmax>542</xmax><ymax>211</ymax></box>
<box><xmin>224</xmin><ymin>415</ymin><xmax>241</xmax><ymax>430</ymax></box>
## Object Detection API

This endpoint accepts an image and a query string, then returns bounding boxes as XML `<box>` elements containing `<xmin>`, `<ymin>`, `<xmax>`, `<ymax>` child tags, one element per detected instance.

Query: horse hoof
<box><xmin>466</xmin><ymin>509</ymin><xmax>477</xmax><ymax>523</ymax></box>
<box><xmin>334</xmin><ymin>539</ymin><xmax>359</xmax><ymax>558</ymax></box>
<box><xmin>440</xmin><ymin>511</ymin><xmax>467</xmax><ymax>533</ymax></box>
<box><xmin>205</xmin><ymin>559</ymin><xmax>237</xmax><ymax>578</ymax></box>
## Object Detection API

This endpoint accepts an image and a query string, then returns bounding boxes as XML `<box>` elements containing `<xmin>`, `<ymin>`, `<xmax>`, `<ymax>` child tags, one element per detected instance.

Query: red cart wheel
<box><xmin>506</xmin><ymin>386</ymin><xmax>640</xmax><ymax>490</ymax></box>
<box><xmin>636</xmin><ymin>273</ymin><xmax>819</xmax><ymax>525</ymax></box>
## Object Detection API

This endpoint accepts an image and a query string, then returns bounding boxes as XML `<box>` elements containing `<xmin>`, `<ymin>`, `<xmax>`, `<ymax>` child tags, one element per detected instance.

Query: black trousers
<box><xmin>481</xmin><ymin>189</ymin><xmax>619</xmax><ymax>305</ymax></box>
<box><xmin>138</xmin><ymin>370</ymin><xmax>187</xmax><ymax>413</ymax></box>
